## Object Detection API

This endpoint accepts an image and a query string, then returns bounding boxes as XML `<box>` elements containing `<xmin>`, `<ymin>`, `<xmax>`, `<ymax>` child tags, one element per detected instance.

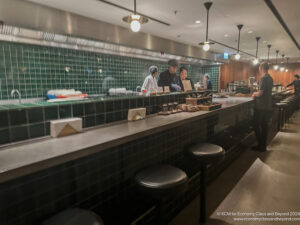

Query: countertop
<box><xmin>0</xmin><ymin>97</ymin><xmax>253</xmax><ymax>183</ymax></box>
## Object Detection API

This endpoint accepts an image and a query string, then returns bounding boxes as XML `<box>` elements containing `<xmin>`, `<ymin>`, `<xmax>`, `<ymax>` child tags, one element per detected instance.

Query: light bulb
<box><xmin>280</xmin><ymin>67</ymin><xmax>285</xmax><ymax>72</ymax></box>
<box><xmin>253</xmin><ymin>58</ymin><xmax>259</xmax><ymax>65</ymax></box>
<box><xmin>130</xmin><ymin>20</ymin><xmax>141</xmax><ymax>32</ymax></box>
<box><xmin>273</xmin><ymin>65</ymin><xmax>279</xmax><ymax>70</ymax></box>
<box><xmin>203</xmin><ymin>43</ymin><xmax>210</xmax><ymax>51</ymax></box>
<box><xmin>285</xmin><ymin>68</ymin><xmax>289</xmax><ymax>72</ymax></box>
<box><xmin>235</xmin><ymin>53</ymin><xmax>241</xmax><ymax>60</ymax></box>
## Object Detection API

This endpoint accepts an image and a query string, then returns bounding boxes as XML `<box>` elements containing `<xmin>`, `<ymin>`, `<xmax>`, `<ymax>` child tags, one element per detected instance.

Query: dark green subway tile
<box><xmin>95</xmin><ymin>114</ymin><xmax>105</xmax><ymax>125</ymax></box>
<box><xmin>114</xmin><ymin>100</ymin><xmax>122</xmax><ymax>111</ymax></box>
<box><xmin>29</xmin><ymin>123</ymin><xmax>45</xmax><ymax>139</ymax></box>
<box><xmin>83</xmin><ymin>115</ymin><xmax>95</xmax><ymax>128</ymax></box>
<box><xmin>9</xmin><ymin>109</ymin><xmax>28</xmax><ymax>126</ymax></box>
<box><xmin>59</xmin><ymin>105</ymin><xmax>72</xmax><ymax>119</ymax></box>
<box><xmin>45</xmin><ymin>122</ymin><xmax>50</xmax><ymax>136</ymax></box>
<box><xmin>105</xmin><ymin>112</ymin><xmax>115</xmax><ymax>123</ymax></box>
<box><xmin>95</xmin><ymin>102</ymin><xmax>105</xmax><ymax>114</ymax></box>
<box><xmin>72</xmin><ymin>104</ymin><xmax>84</xmax><ymax>117</ymax></box>
<box><xmin>106</xmin><ymin>101</ymin><xmax>114</xmax><ymax>112</ymax></box>
<box><xmin>114</xmin><ymin>111</ymin><xmax>122</xmax><ymax>121</ymax></box>
<box><xmin>10</xmin><ymin>125</ymin><xmax>29</xmax><ymax>142</ymax></box>
<box><xmin>0</xmin><ymin>111</ymin><xmax>9</xmax><ymax>128</ymax></box>
<box><xmin>84</xmin><ymin>103</ymin><xmax>95</xmax><ymax>115</ymax></box>
<box><xmin>129</xmin><ymin>99</ymin><xmax>136</xmax><ymax>109</ymax></box>
<box><xmin>28</xmin><ymin>107</ymin><xmax>44</xmax><ymax>123</ymax></box>
<box><xmin>45</xmin><ymin>106</ymin><xmax>58</xmax><ymax>121</ymax></box>
<box><xmin>0</xmin><ymin>128</ymin><xmax>10</xmax><ymax>145</ymax></box>
<box><xmin>122</xmin><ymin>99</ymin><xmax>129</xmax><ymax>110</ymax></box>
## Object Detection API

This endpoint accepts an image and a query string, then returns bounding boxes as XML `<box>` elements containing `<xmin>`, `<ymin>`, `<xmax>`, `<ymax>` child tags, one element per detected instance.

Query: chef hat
<box><xmin>149</xmin><ymin>65</ymin><xmax>158</xmax><ymax>74</ymax></box>
<box><xmin>204</xmin><ymin>73</ymin><xmax>210</xmax><ymax>79</ymax></box>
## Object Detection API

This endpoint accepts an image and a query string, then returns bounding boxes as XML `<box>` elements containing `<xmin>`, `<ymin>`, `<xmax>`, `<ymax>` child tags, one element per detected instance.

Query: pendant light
<box><xmin>267</xmin><ymin>44</ymin><xmax>272</xmax><ymax>63</ymax></box>
<box><xmin>273</xmin><ymin>50</ymin><xmax>279</xmax><ymax>70</ymax></box>
<box><xmin>122</xmin><ymin>0</ymin><xmax>148</xmax><ymax>32</ymax></box>
<box><xmin>285</xmin><ymin>57</ymin><xmax>289</xmax><ymax>72</ymax></box>
<box><xmin>253</xmin><ymin>37</ymin><xmax>260</xmax><ymax>65</ymax></box>
<box><xmin>280</xmin><ymin>54</ymin><xmax>285</xmax><ymax>72</ymax></box>
<box><xmin>199</xmin><ymin>2</ymin><xmax>214</xmax><ymax>51</ymax></box>
<box><xmin>235</xmin><ymin>24</ymin><xmax>243</xmax><ymax>60</ymax></box>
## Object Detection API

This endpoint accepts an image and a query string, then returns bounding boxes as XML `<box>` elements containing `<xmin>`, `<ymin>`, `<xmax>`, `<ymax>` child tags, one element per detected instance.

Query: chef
<box><xmin>158</xmin><ymin>59</ymin><xmax>181</xmax><ymax>91</ymax></box>
<box><xmin>141</xmin><ymin>65</ymin><xmax>159</xmax><ymax>95</ymax></box>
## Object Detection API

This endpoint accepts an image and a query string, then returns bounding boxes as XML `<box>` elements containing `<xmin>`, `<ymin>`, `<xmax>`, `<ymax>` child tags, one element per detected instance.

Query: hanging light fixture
<box><xmin>235</xmin><ymin>24</ymin><xmax>243</xmax><ymax>60</ymax></box>
<box><xmin>267</xmin><ymin>44</ymin><xmax>272</xmax><ymax>63</ymax></box>
<box><xmin>273</xmin><ymin>50</ymin><xmax>279</xmax><ymax>70</ymax></box>
<box><xmin>285</xmin><ymin>57</ymin><xmax>289</xmax><ymax>72</ymax></box>
<box><xmin>280</xmin><ymin>54</ymin><xmax>285</xmax><ymax>72</ymax></box>
<box><xmin>253</xmin><ymin>36</ymin><xmax>260</xmax><ymax>65</ymax></box>
<box><xmin>122</xmin><ymin>0</ymin><xmax>148</xmax><ymax>32</ymax></box>
<box><xmin>199</xmin><ymin>2</ymin><xmax>214</xmax><ymax>51</ymax></box>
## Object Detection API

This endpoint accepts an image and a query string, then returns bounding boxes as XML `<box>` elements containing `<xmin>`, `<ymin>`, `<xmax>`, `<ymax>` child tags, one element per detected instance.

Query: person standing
<box><xmin>204</xmin><ymin>74</ymin><xmax>212</xmax><ymax>90</ymax></box>
<box><xmin>158</xmin><ymin>59</ymin><xmax>181</xmax><ymax>92</ymax></box>
<box><xmin>175</xmin><ymin>66</ymin><xmax>194</xmax><ymax>91</ymax></box>
<box><xmin>141</xmin><ymin>66</ymin><xmax>159</xmax><ymax>95</ymax></box>
<box><xmin>252</xmin><ymin>62</ymin><xmax>274</xmax><ymax>151</ymax></box>
<box><xmin>287</xmin><ymin>74</ymin><xmax>300</xmax><ymax>95</ymax></box>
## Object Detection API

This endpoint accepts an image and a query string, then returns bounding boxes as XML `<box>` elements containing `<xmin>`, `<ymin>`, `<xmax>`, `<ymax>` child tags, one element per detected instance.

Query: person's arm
<box><xmin>141</xmin><ymin>77</ymin><xmax>150</xmax><ymax>92</ymax></box>
<box><xmin>252</xmin><ymin>78</ymin><xmax>265</xmax><ymax>98</ymax></box>
<box><xmin>287</xmin><ymin>81</ymin><xmax>295</xmax><ymax>88</ymax></box>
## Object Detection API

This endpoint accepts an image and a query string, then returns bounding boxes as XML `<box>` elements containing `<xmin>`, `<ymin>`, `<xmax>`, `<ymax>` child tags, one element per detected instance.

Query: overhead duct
<box><xmin>0</xmin><ymin>0</ymin><xmax>221</xmax><ymax>63</ymax></box>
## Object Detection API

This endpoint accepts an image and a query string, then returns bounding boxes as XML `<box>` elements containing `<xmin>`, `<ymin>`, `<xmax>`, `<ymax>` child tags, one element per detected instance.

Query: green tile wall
<box><xmin>0</xmin><ymin>41</ymin><xmax>219</xmax><ymax>100</ymax></box>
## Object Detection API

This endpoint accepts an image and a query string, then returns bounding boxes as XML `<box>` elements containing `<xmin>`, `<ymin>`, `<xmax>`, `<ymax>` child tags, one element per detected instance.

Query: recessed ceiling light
<box><xmin>224</xmin><ymin>34</ymin><xmax>229</xmax><ymax>37</ymax></box>
<box><xmin>195</xmin><ymin>20</ymin><xmax>201</xmax><ymax>24</ymax></box>
<box><xmin>248</xmin><ymin>30</ymin><xmax>253</xmax><ymax>34</ymax></box>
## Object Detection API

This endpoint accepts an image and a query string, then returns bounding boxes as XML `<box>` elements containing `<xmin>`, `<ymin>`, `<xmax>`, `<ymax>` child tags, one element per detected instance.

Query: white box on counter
<box><xmin>50</xmin><ymin>118</ymin><xmax>82</xmax><ymax>138</ymax></box>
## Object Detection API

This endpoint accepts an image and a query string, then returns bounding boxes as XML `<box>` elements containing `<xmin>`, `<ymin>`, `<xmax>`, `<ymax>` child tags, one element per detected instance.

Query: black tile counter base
<box><xmin>0</xmin><ymin>100</ymin><xmax>266</xmax><ymax>225</ymax></box>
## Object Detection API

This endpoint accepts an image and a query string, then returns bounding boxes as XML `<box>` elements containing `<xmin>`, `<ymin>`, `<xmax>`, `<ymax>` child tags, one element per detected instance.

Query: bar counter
<box><xmin>0</xmin><ymin>97</ymin><xmax>253</xmax><ymax>183</ymax></box>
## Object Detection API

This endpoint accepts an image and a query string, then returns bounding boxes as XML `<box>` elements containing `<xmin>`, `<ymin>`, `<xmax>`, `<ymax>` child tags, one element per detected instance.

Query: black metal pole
<box><xmin>256</xmin><ymin>37</ymin><xmax>260</xmax><ymax>58</ymax></box>
<box><xmin>200</xmin><ymin>165</ymin><xmax>206</xmax><ymax>224</ymax></box>
<box><xmin>134</xmin><ymin>0</ymin><xmax>136</xmax><ymax>14</ymax></box>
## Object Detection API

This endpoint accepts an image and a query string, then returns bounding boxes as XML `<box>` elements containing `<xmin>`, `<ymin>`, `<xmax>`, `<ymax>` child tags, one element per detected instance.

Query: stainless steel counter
<box><xmin>0</xmin><ymin>97</ymin><xmax>253</xmax><ymax>183</ymax></box>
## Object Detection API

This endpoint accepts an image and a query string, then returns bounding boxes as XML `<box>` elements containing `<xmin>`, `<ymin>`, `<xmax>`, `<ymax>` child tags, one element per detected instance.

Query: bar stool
<box><xmin>135</xmin><ymin>165</ymin><xmax>188</xmax><ymax>225</ymax></box>
<box><xmin>43</xmin><ymin>208</ymin><xmax>104</xmax><ymax>225</ymax></box>
<box><xmin>275</xmin><ymin>102</ymin><xmax>287</xmax><ymax>130</ymax></box>
<box><xmin>188</xmin><ymin>143</ymin><xmax>225</xmax><ymax>224</ymax></box>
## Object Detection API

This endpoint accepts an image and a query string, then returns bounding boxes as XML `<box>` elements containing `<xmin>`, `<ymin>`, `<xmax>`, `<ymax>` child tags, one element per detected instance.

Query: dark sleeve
<box><xmin>157</xmin><ymin>72</ymin><xmax>166</xmax><ymax>87</ymax></box>
<box><xmin>287</xmin><ymin>81</ymin><xmax>295</xmax><ymax>87</ymax></box>
<box><xmin>259</xmin><ymin>77</ymin><xmax>267</xmax><ymax>91</ymax></box>
<box><xmin>207</xmin><ymin>80</ymin><xmax>212</xmax><ymax>90</ymax></box>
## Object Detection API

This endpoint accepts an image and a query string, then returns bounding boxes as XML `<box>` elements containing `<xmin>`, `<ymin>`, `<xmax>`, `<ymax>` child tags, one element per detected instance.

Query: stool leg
<box><xmin>157</xmin><ymin>199</ymin><xmax>167</xmax><ymax>225</ymax></box>
<box><xmin>200</xmin><ymin>164</ymin><xmax>206</xmax><ymax>224</ymax></box>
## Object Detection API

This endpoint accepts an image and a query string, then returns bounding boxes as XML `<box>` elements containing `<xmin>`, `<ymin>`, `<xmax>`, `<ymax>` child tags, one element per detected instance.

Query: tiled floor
<box><xmin>171</xmin><ymin>110</ymin><xmax>300</xmax><ymax>225</ymax></box>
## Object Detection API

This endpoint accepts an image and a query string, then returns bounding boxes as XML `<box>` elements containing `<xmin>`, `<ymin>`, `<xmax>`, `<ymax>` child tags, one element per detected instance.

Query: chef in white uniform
<box><xmin>141</xmin><ymin>65</ymin><xmax>159</xmax><ymax>95</ymax></box>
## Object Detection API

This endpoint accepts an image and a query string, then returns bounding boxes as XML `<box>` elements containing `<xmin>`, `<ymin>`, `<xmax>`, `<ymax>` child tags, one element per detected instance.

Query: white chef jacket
<box><xmin>141</xmin><ymin>74</ymin><xmax>158</xmax><ymax>95</ymax></box>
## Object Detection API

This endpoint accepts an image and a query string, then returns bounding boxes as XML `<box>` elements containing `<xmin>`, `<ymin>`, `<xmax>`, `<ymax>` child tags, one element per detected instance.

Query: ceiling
<box><xmin>27</xmin><ymin>0</ymin><xmax>300</xmax><ymax>62</ymax></box>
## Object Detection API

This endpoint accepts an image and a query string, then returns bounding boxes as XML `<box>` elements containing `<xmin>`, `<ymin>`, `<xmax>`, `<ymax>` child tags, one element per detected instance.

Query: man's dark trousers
<box><xmin>253</xmin><ymin>109</ymin><xmax>271</xmax><ymax>148</ymax></box>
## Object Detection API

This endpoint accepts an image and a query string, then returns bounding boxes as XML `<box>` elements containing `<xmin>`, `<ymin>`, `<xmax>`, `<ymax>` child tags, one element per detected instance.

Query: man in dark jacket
<box><xmin>287</xmin><ymin>74</ymin><xmax>300</xmax><ymax>95</ymax></box>
<box><xmin>252</xmin><ymin>62</ymin><xmax>274</xmax><ymax>151</ymax></box>
<box><xmin>158</xmin><ymin>59</ymin><xmax>181</xmax><ymax>91</ymax></box>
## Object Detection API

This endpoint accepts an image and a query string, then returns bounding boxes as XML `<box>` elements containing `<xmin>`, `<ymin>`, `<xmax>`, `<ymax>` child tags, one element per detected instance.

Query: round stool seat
<box><xmin>43</xmin><ymin>208</ymin><xmax>104</xmax><ymax>225</ymax></box>
<box><xmin>276</xmin><ymin>102</ymin><xmax>287</xmax><ymax>106</ymax></box>
<box><xmin>189</xmin><ymin>143</ymin><xmax>225</xmax><ymax>164</ymax></box>
<box><xmin>135</xmin><ymin>165</ymin><xmax>188</xmax><ymax>198</ymax></box>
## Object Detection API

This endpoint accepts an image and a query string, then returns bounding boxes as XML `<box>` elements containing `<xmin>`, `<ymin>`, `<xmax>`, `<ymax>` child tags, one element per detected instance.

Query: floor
<box><xmin>171</xmin><ymin>110</ymin><xmax>300</xmax><ymax>225</ymax></box>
